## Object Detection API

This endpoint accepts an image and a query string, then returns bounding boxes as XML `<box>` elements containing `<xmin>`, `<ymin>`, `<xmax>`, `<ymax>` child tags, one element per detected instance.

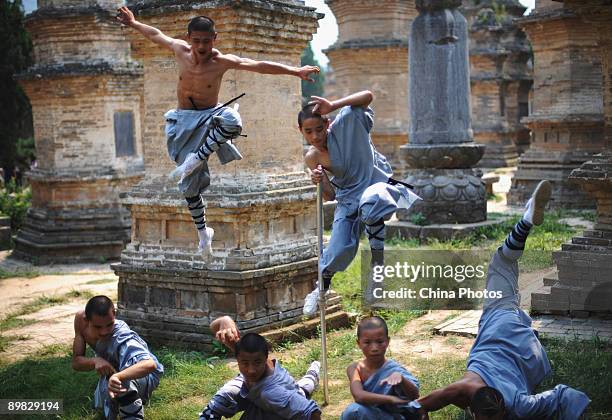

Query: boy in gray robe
<box><xmin>298</xmin><ymin>91</ymin><xmax>421</xmax><ymax>314</ymax></box>
<box><xmin>200</xmin><ymin>332</ymin><xmax>321</xmax><ymax>420</ymax></box>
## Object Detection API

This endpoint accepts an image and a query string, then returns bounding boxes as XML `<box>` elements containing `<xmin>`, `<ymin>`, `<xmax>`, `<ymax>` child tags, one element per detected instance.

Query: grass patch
<box><xmin>0</xmin><ymin>335</ymin><xmax>30</xmax><ymax>353</ymax></box>
<box><xmin>0</xmin><ymin>268</ymin><xmax>40</xmax><ymax>280</ymax></box>
<box><xmin>487</xmin><ymin>193</ymin><xmax>503</xmax><ymax>202</ymax></box>
<box><xmin>538</xmin><ymin>337</ymin><xmax>612</xmax><ymax>419</ymax></box>
<box><xmin>85</xmin><ymin>278</ymin><xmax>116</xmax><ymax>285</ymax></box>
<box><xmin>0</xmin><ymin>328</ymin><xmax>609</xmax><ymax>419</ymax></box>
<box><xmin>0</xmin><ymin>295</ymin><xmax>66</xmax><ymax>332</ymax></box>
<box><xmin>385</xmin><ymin>211</ymin><xmax>577</xmax><ymax>273</ymax></box>
<box><xmin>64</xmin><ymin>289</ymin><xmax>95</xmax><ymax>299</ymax></box>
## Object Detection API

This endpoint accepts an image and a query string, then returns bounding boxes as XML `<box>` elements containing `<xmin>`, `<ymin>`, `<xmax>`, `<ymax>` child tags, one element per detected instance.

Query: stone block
<box><xmin>150</xmin><ymin>287</ymin><xmax>177</xmax><ymax>309</ymax></box>
<box><xmin>0</xmin><ymin>217</ymin><xmax>10</xmax><ymax>250</ymax></box>
<box><xmin>180</xmin><ymin>290</ymin><xmax>209</xmax><ymax>313</ymax></box>
<box><xmin>123</xmin><ymin>285</ymin><xmax>146</xmax><ymax>306</ymax></box>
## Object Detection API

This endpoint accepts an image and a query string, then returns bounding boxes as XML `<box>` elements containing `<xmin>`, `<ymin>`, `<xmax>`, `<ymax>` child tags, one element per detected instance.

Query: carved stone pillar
<box><xmin>398</xmin><ymin>0</ymin><xmax>486</xmax><ymax>225</ymax></box>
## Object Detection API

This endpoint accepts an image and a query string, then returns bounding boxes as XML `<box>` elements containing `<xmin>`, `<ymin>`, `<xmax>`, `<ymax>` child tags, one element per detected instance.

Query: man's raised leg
<box><xmin>185</xmin><ymin>195</ymin><xmax>214</xmax><ymax>257</ymax></box>
<box><xmin>484</xmin><ymin>180</ymin><xmax>551</xmax><ymax>310</ymax></box>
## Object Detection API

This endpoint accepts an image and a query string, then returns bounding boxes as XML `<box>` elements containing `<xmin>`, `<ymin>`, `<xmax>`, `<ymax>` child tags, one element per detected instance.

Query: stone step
<box><xmin>531</xmin><ymin>287</ymin><xmax>554</xmax><ymax>313</ymax></box>
<box><xmin>571</xmin><ymin>236</ymin><xmax>612</xmax><ymax>247</ymax></box>
<box><xmin>543</xmin><ymin>275</ymin><xmax>558</xmax><ymax>287</ymax></box>
<box><xmin>561</xmin><ymin>243</ymin><xmax>612</xmax><ymax>252</ymax></box>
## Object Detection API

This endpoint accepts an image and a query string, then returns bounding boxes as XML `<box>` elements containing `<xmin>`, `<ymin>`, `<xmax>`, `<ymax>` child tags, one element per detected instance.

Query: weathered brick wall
<box><xmin>14</xmin><ymin>0</ymin><xmax>145</xmax><ymax>263</ymax></box>
<box><xmin>327</xmin><ymin>0</ymin><xmax>416</xmax><ymax>42</ymax></box>
<box><xmin>327</xmin><ymin>46</ymin><xmax>408</xmax><ymax>135</ymax></box>
<box><xmin>508</xmin><ymin>4</ymin><xmax>604</xmax><ymax>208</ymax></box>
<box><xmin>535</xmin><ymin>0</ymin><xmax>563</xmax><ymax>11</ymax></box>
<box><xmin>463</xmin><ymin>0</ymin><xmax>532</xmax><ymax>167</ymax></box>
<box><xmin>22</xmin><ymin>73</ymin><xmax>143</xmax><ymax>173</ymax></box>
<box><xmin>529</xmin><ymin>19</ymin><xmax>602</xmax><ymax>120</ymax></box>
<box><xmin>38</xmin><ymin>0</ymin><xmax>123</xmax><ymax>9</ymax></box>
<box><xmin>27</xmin><ymin>13</ymin><xmax>131</xmax><ymax>66</ymax></box>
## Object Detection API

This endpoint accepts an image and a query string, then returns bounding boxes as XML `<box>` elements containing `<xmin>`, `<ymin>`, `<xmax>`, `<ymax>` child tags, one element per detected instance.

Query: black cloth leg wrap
<box><xmin>186</xmin><ymin>195</ymin><xmax>206</xmax><ymax>231</ymax></box>
<box><xmin>371</xmin><ymin>249</ymin><xmax>384</xmax><ymax>267</ymax></box>
<box><xmin>366</xmin><ymin>219</ymin><xmax>385</xmax><ymax>242</ymax></box>
<box><xmin>322</xmin><ymin>271</ymin><xmax>333</xmax><ymax>290</ymax></box>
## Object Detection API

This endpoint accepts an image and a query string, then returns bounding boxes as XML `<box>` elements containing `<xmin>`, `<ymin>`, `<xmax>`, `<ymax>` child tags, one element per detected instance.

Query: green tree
<box><xmin>0</xmin><ymin>0</ymin><xmax>33</xmax><ymax>178</ymax></box>
<box><xmin>300</xmin><ymin>42</ymin><xmax>325</xmax><ymax>104</ymax></box>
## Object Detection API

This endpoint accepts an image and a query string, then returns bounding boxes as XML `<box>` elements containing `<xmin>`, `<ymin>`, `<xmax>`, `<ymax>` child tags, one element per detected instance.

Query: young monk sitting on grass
<box><xmin>200</xmin><ymin>317</ymin><xmax>322</xmax><ymax>420</ymax></box>
<box><xmin>342</xmin><ymin>316</ymin><xmax>420</xmax><ymax>420</ymax></box>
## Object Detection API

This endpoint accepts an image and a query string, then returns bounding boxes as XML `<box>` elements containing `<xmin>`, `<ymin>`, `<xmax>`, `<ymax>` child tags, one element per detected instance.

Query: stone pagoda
<box><xmin>112</xmin><ymin>0</ymin><xmax>346</xmax><ymax>350</ymax></box>
<box><xmin>324</xmin><ymin>0</ymin><xmax>418</xmax><ymax>174</ymax></box>
<box><xmin>507</xmin><ymin>0</ymin><xmax>605</xmax><ymax>208</ymax></box>
<box><xmin>462</xmin><ymin>0</ymin><xmax>533</xmax><ymax>168</ymax></box>
<box><xmin>15</xmin><ymin>0</ymin><xmax>144</xmax><ymax>264</ymax></box>
<box><xmin>531</xmin><ymin>0</ymin><xmax>612</xmax><ymax>316</ymax></box>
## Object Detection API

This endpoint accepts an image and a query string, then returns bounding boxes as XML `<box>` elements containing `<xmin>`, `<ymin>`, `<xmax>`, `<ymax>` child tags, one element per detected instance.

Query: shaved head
<box><xmin>357</xmin><ymin>316</ymin><xmax>388</xmax><ymax>338</ymax></box>
<box><xmin>471</xmin><ymin>386</ymin><xmax>505</xmax><ymax>418</ymax></box>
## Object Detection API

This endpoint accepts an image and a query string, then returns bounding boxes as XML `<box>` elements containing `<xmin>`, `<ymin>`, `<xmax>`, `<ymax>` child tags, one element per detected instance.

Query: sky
<box><xmin>22</xmin><ymin>0</ymin><xmax>536</xmax><ymax>67</ymax></box>
<box><xmin>304</xmin><ymin>0</ymin><xmax>536</xmax><ymax>67</ymax></box>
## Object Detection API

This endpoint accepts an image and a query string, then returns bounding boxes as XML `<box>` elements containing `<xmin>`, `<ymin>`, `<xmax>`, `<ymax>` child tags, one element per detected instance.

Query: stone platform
<box><xmin>114</xmin><ymin>256</ymin><xmax>346</xmax><ymax>351</ymax></box>
<box><xmin>434</xmin><ymin>309</ymin><xmax>612</xmax><ymax>342</ymax></box>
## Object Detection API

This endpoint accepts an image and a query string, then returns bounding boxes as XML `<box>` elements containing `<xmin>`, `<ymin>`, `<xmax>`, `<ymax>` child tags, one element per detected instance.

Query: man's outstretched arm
<box><xmin>224</xmin><ymin>55</ymin><xmax>320</xmax><ymax>82</ymax></box>
<box><xmin>417</xmin><ymin>381</ymin><xmax>471</xmax><ymax>413</ymax></box>
<box><xmin>308</xmin><ymin>91</ymin><xmax>374</xmax><ymax>115</ymax></box>
<box><xmin>116</xmin><ymin>6</ymin><xmax>181</xmax><ymax>51</ymax></box>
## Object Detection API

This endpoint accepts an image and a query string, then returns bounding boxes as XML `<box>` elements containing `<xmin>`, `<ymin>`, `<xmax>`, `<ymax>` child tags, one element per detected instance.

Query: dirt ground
<box><xmin>0</xmin><ymin>251</ymin><xmax>117</xmax><ymax>362</ymax></box>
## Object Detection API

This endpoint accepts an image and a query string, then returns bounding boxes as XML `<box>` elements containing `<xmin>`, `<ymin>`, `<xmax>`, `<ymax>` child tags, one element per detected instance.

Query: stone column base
<box><xmin>477</xmin><ymin>142</ymin><xmax>519</xmax><ymax>168</ymax></box>
<box><xmin>13</xmin><ymin>206</ymin><xmax>130</xmax><ymax>264</ymax></box>
<box><xmin>397</xmin><ymin>168</ymin><xmax>487</xmax><ymax>224</ymax></box>
<box><xmin>507</xmin><ymin>161</ymin><xmax>596</xmax><ymax>209</ymax></box>
<box><xmin>531</xmin><ymin>250</ymin><xmax>612</xmax><ymax>316</ymax></box>
<box><xmin>13</xmin><ymin>171</ymin><xmax>141</xmax><ymax>264</ymax></box>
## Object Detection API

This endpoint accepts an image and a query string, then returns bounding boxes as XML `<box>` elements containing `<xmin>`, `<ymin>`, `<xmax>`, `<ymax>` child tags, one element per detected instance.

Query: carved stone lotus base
<box><xmin>398</xmin><ymin>168</ymin><xmax>486</xmax><ymax>224</ymax></box>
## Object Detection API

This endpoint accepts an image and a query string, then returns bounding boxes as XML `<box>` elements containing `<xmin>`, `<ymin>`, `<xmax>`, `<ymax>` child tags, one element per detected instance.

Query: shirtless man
<box><xmin>72</xmin><ymin>295</ymin><xmax>164</xmax><ymax>419</ymax></box>
<box><xmin>116</xmin><ymin>7</ymin><xmax>319</xmax><ymax>257</ymax></box>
